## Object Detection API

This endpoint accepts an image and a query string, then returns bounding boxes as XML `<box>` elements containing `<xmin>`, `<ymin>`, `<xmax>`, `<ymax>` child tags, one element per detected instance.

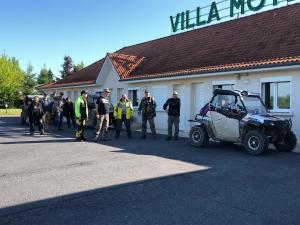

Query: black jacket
<box><xmin>96</xmin><ymin>96</ymin><xmax>110</xmax><ymax>115</ymax></box>
<box><xmin>28</xmin><ymin>101</ymin><xmax>44</xmax><ymax>119</ymax></box>
<box><xmin>163</xmin><ymin>98</ymin><xmax>181</xmax><ymax>116</ymax></box>
<box><xmin>63</xmin><ymin>102</ymin><xmax>75</xmax><ymax>117</ymax></box>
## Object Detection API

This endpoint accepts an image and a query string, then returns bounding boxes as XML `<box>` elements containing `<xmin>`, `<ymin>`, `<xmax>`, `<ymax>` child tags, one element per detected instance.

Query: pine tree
<box><xmin>48</xmin><ymin>69</ymin><xmax>54</xmax><ymax>82</ymax></box>
<box><xmin>23</xmin><ymin>62</ymin><xmax>37</xmax><ymax>95</ymax></box>
<box><xmin>60</xmin><ymin>56</ymin><xmax>74</xmax><ymax>78</ymax></box>
<box><xmin>74</xmin><ymin>61</ymin><xmax>84</xmax><ymax>73</ymax></box>
<box><xmin>37</xmin><ymin>64</ymin><xmax>50</xmax><ymax>84</ymax></box>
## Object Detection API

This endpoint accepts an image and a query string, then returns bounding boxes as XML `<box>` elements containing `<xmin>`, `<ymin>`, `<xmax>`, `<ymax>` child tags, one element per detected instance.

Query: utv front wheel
<box><xmin>243</xmin><ymin>130</ymin><xmax>268</xmax><ymax>156</ymax></box>
<box><xmin>189</xmin><ymin>126</ymin><xmax>209</xmax><ymax>147</ymax></box>
<box><xmin>274</xmin><ymin>131</ymin><xmax>297</xmax><ymax>152</ymax></box>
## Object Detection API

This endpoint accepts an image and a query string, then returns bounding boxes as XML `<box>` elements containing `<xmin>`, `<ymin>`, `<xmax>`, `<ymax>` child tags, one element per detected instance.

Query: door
<box><xmin>209</xmin><ymin>94</ymin><xmax>240</xmax><ymax>141</ymax></box>
<box><xmin>174</xmin><ymin>84</ymin><xmax>185</xmax><ymax>131</ymax></box>
<box><xmin>192</xmin><ymin>83</ymin><xmax>205</xmax><ymax>116</ymax></box>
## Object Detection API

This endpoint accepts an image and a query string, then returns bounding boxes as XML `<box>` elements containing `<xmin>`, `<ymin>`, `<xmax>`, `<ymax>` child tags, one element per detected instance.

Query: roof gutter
<box><xmin>121</xmin><ymin>64</ymin><xmax>300</xmax><ymax>84</ymax></box>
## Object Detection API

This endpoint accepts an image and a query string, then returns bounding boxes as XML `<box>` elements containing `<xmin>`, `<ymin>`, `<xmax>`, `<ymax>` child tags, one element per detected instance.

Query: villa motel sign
<box><xmin>170</xmin><ymin>0</ymin><xmax>295</xmax><ymax>33</ymax></box>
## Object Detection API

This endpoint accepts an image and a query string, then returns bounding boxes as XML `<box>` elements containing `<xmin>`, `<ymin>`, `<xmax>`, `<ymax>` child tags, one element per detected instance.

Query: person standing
<box><xmin>93</xmin><ymin>88</ymin><xmax>111</xmax><ymax>142</ymax></box>
<box><xmin>41</xmin><ymin>93</ymin><xmax>53</xmax><ymax>133</ymax></box>
<box><xmin>163</xmin><ymin>91</ymin><xmax>181</xmax><ymax>141</ymax></box>
<box><xmin>114</xmin><ymin>94</ymin><xmax>133</xmax><ymax>139</ymax></box>
<box><xmin>75</xmin><ymin>90</ymin><xmax>88</xmax><ymax>141</ymax></box>
<box><xmin>63</xmin><ymin>97</ymin><xmax>76</xmax><ymax>130</ymax></box>
<box><xmin>53</xmin><ymin>92</ymin><xmax>65</xmax><ymax>130</ymax></box>
<box><xmin>28</xmin><ymin>96</ymin><xmax>44</xmax><ymax>136</ymax></box>
<box><xmin>138</xmin><ymin>90</ymin><xmax>157</xmax><ymax>139</ymax></box>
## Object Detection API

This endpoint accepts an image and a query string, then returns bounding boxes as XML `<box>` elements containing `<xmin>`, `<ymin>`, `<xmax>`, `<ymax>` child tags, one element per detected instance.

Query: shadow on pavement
<box><xmin>1</xmin><ymin>117</ymin><xmax>300</xmax><ymax>224</ymax></box>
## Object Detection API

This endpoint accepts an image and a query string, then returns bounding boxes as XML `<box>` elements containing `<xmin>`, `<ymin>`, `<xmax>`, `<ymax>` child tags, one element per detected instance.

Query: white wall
<box><xmin>127</xmin><ymin>68</ymin><xmax>300</xmax><ymax>144</ymax></box>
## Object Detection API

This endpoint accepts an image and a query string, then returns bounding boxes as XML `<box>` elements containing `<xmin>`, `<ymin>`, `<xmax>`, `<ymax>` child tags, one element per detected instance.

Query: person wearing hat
<box><xmin>138</xmin><ymin>90</ymin><xmax>157</xmax><ymax>139</ymax></box>
<box><xmin>93</xmin><ymin>88</ymin><xmax>111</xmax><ymax>142</ymax></box>
<box><xmin>75</xmin><ymin>90</ymin><xmax>88</xmax><ymax>141</ymax></box>
<box><xmin>114</xmin><ymin>94</ymin><xmax>134</xmax><ymax>139</ymax></box>
<box><xmin>163</xmin><ymin>91</ymin><xmax>181</xmax><ymax>141</ymax></box>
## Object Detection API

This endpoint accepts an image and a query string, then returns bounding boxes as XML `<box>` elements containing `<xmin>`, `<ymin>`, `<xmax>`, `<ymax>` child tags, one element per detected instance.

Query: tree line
<box><xmin>0</xmin><ymin>53</ymin><xmax>85</xmax><ymax>108</ymax></box>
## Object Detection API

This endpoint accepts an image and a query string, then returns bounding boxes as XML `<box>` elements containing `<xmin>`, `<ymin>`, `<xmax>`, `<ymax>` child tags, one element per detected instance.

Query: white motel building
<box><xmin>40</xmin><ymin>3</ymin><xmax>300</xmax><ymax>146</ymax></box>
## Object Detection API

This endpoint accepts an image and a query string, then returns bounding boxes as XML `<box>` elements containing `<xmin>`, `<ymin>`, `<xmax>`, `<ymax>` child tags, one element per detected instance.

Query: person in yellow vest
<box><xmin>75</xmin><ymin>90</ymin><xmax>88</xmax><ymax>141</ymax></box>
<box><xmin>114</xmin><ymin>94</ymin><xmax>134</xmax><ymax>139</ymax></box>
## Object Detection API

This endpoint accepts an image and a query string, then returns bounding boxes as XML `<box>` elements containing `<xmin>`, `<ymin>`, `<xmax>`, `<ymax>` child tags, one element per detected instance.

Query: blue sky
<box><xmin>0</xmin><ymin>0</ymin><xmax>298</xmax><ymax>78</ymax></box>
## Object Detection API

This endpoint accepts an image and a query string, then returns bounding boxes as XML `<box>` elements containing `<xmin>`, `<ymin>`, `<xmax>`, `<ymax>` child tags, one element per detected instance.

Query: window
<box><xmin>212</xmin><ymin>80</ymin><xmax>236</xmax><ymax>92</ymax></box>
<box><xmin>128</xmin><ymin>89</ymin><xmax>139</xmax><ymax>107</ymax></box>
<box><xmin>213</xmin><ymin>84</ymin><xmax>234</xmax><ymax>91</ymax></box>
<box><xmin>261</xmin><ymin>78</ymin><xmax>291</xmax><ymax>112</ymax></box>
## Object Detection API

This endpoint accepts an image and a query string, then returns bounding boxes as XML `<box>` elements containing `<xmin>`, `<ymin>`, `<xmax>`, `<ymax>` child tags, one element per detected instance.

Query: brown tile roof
<box><xmin>42</xmin><ymin>3</ymin><xmax>300</xmax><ymax>88</ymax></box>
<box><xmin>108</xmin><ymin>53</ymin><xmax>145</xmax><ymax>79</ymax></box>
<box><xmin>112</xmin><ymin>3</ymin><xmax>300</xmax><ymax>81</ymax></box>
<box><xmin>40</xmin><ymin>58</ymin><xmax>105</xmax><ymax>89</ymax></box>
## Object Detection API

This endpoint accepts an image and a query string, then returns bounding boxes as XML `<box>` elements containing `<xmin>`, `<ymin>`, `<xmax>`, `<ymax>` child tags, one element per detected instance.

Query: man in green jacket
<box><xmin>75</xmin><ymin>90</ymin><xmax>88</xmax><ymax>141</ymax></box>
<box><xmin>114</xmin><ymin>94</ymin><xmax>133</xmax><ymax>139</ymax></box>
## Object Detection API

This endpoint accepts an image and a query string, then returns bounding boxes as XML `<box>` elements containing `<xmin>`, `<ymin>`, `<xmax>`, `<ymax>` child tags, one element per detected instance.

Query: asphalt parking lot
<box><xmin>1</xmin><ymin>116</ymin><xmax>300</xmax><ymax>225</ymax></box>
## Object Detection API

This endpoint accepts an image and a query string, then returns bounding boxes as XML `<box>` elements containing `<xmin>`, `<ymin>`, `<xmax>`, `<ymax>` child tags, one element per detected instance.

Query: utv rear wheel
<box><xmin>274</xmin><ymin>131</ymin><xmax>297</xmax><ymax>152</ymax></box>
<box><xmin>189</xmin><ymin>126</ymin><xmax>209</xmax><ymax>147</ymax></box>
<box><xmin>243</xmin><ymin>130</ymin><xmax>268</xmax><ymax>156</ymax></box>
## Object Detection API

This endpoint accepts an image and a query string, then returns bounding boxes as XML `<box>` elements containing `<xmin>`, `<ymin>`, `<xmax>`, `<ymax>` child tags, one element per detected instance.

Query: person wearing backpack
<box><xmin>114</xmin><ymin>94</ymin><xmax>133</xmax><ymax>139</ymax></box>
<box><xmin>28</xmin><ymin>96</ymin><xmax>44</xmax><ymax>135</ymax></box>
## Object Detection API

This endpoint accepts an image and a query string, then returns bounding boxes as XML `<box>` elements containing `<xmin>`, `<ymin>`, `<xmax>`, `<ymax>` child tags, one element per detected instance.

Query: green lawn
<box><xmin>0</xmin><ymin>108</ymin><xmax>22</xmax><ymax>116</ymax></box>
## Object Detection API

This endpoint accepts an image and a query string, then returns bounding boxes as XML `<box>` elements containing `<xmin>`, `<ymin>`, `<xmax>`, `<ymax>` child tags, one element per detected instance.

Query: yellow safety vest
<box><xmin>114</xmin><ymin>100</ymin><xmax>133</xmax><ymax>120</ymax></box>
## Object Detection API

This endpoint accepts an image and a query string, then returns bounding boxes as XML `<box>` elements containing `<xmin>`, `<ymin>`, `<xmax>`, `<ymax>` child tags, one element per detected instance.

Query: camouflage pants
<box><xmin>142</xmin><ymin>117</ymin><xmax>156</xmax><ymax>137</ymax></box>
<box><xmin>76</xmin><ymin>118</ymin><xmax>86</xmax><ymax>140</ymax></box>
<box><xmin>42</xmin><ymin>112</ymin><xmax>51</xmax><ymax>132</ymax></box>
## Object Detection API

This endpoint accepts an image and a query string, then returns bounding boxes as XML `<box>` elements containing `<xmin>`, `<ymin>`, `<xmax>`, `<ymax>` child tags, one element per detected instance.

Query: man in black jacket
<box><xmin>63</xmin><ymin>97</ymin><xmax>76</xmax><ymax>129</ymax></box>
<box><xmin>163</xmin><ymin>91</ymin><xmax>181</xmax><ymax>141</ymax></box>
<box><xmin>28</xmin><ymin>96</ymin><xmax>44</xmax><ymax>136</ymax></box>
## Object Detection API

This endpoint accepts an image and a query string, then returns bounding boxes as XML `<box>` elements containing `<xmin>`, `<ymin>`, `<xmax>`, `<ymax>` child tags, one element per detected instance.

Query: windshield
<box><xmin>242</xmin><ymin>96</ymin><xmax>267</xmax><ymax>114</ymax></box>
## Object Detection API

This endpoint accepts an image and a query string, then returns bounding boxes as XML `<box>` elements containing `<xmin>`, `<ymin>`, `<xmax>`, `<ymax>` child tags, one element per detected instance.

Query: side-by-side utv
<box><xmin>189</xmin><ymin>89</ymin><xmax>297</xmax><ymax>156</ymax></box>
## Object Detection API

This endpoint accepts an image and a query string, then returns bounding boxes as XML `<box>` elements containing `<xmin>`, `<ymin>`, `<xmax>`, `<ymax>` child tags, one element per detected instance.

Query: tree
<box><xmin>60</xmin><ymin>56</ymin><xmax>74</xmax><ymax>78</ymax></box>
<box><xmin>37</xmin><ymin>64</ymin><xmax>50</xmax><ymax>84</ymax></box>
<box><xmin>23</xmin><ymin>62</ymin><xmax>37</xmax><ymax>95</ymax></box>
<box><xmin>0</xmin><ymin>54</ymin><xmax>24</xmax><ymax>106</ymax></box>
<box><xmin>48</xmin><ymin>69</ymin><xmax>54</xmax><ymax>82</ymax></box>
<box><xmin>74</xmin><ymin>61</ymin><xmax>84</xmax><ymax>73</ymax></box>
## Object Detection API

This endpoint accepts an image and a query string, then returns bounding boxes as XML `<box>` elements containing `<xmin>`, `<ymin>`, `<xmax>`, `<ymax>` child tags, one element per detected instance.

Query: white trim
<box><xmin>260</xmin><ymin>76</ymin><xmax>292</xmax><ymax>83</ymax></box>
<box><xmin>39</xmin><ymin>84</ymin><xmax>99</xmax><ymax>91</ymax></box>
<box><xmin>260</xmin><ymin>76</ymin><xmax>292</xmax><ymax>113</ymax></box>
<box><xmin>212</xmin><ymin>80</ymin><xmax>236</xmax><ymax>86</ymax></box>
<box><xmin>122</xmin><ymin>65</ymin><xmax>300</xmax><ymax>83</ymax></box>
<box><xmin>128</xmin><ymin>87</ymin><xmax>140</xmax><ymax>91</ymax></box>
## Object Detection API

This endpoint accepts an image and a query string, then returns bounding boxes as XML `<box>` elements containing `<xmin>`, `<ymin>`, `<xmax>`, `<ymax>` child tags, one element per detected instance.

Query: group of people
<box><xmin>75</xmin><ymin>88</ymin><xmax>181</xmax><ymax>142</ymax></box>
<box><xmin>23</xmin><ymin>92</ymin><xmax>77</xmax><ymax>136</ymax></box>
<box><xmin>25</xmin><ymin>88</ymin><xmax>182</xmax><ymax>142</ymax></box>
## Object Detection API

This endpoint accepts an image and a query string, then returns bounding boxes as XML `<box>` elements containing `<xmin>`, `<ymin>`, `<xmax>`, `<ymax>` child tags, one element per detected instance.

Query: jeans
<box><xmin>168</xmin><ymin>116</ymin><xmax>180</xmax><ymax>138</ymax></box>
<box><xmin>94</xmin><ymin>114</ymin><xmax>109</xmax><ymax>139</ymax></box>
<box><xmin>54</xmin><ymin>112</ymin><xmax>63</xmax><ymax>129</ymax></box>
<box><xmin>66</xmin><ymin>115</ymin><xmax>76</xmax><ymax>129</ymax></box>
<box><xmin>29</xmin><ymin>117</ymin><xmax>44</xmax><ymax>134</ymax></box>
